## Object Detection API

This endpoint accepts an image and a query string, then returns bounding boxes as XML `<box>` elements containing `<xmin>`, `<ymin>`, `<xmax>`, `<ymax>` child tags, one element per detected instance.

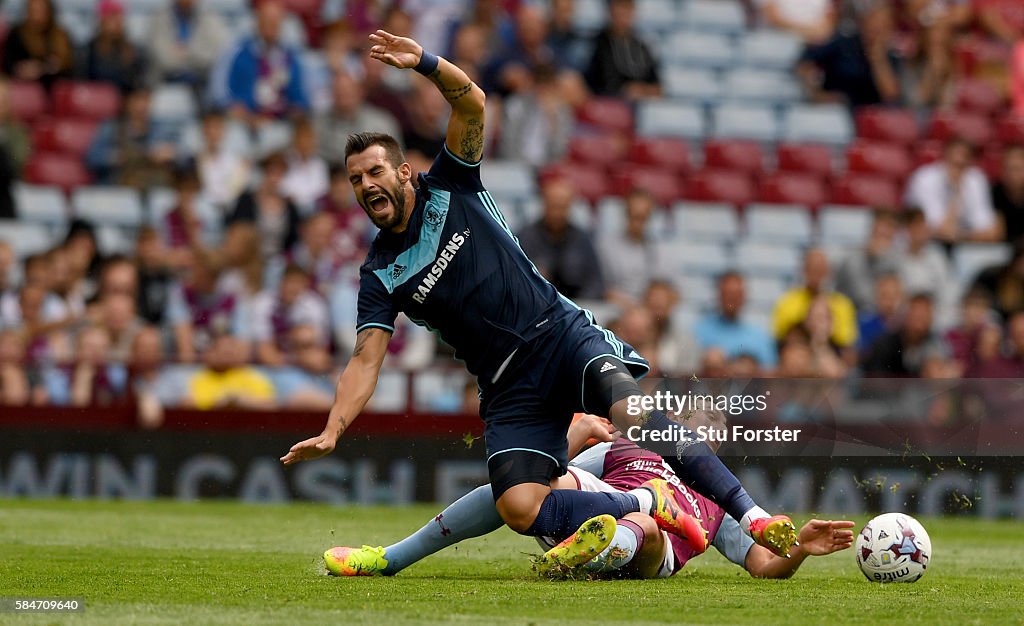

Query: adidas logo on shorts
<box><xmin>599</xmin><ymin>361</ymin><xmax>617</xmax><ymax>373</ymax></box>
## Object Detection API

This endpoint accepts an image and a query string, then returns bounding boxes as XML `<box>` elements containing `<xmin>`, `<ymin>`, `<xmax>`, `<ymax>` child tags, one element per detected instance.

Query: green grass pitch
<box><xmin>1</xmin><ymin>499</ymin><xmax>1021</xmax><ymax>625</ymax></box>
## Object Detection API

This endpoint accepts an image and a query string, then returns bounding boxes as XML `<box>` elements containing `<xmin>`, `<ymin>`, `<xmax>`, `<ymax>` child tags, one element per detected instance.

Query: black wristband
<box><xmin>414</xmin><ymin>50</ymin><xmax>439</xmax><ymax>76</ymax></box>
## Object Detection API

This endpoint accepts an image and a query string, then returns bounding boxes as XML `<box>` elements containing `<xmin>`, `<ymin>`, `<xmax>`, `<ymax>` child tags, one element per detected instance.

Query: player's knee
<box><xmin>495</xmin><ymin>484</ymin><xmax>547</xmax><ymax>534</ymax></box>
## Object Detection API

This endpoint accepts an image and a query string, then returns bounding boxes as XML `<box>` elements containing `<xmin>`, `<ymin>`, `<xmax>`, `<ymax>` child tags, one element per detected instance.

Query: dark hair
<box><xmin>717</xmin><ymin>270</ymin><xmax>744</xmax><ymax>284</ymax></box>
<box><xmin>328</xmin><ymin>162</ymin><xmax>348</xmax><ymax>180</ymax></box>
<box><xmin>944</xmin><ymin>136</ymin><xmax>976</xmax><ymax>157</ymax></box>
<box><xmin>344</xmin><ymin>132</ymin><xmax>405</xmax><ymax>168</ymax></box>
<box><xmin>902</xmin><ymin>207</ymin><xmax>927</xmax><ymax>225</ymax></box>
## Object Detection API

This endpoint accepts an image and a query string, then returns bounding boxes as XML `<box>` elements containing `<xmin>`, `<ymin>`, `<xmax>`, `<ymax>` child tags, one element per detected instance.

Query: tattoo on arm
<box><xmin>352</xmin><ymin>330</ymin><xmax>372</xmax><ymax>357</ymax></box>
<box><xmin>428</xmin><ymin>70</ymin><xmax>472</xmax><ymax>102</ymax></box>
<box><xmin>460</xmin><ymin>118</ymin><xmax>484</xmax><ymax>162</ymax></box>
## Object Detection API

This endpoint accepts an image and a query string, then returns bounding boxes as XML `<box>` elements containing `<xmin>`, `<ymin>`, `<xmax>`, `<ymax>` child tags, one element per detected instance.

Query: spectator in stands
<box><xmin>0</xmin><ymin>77</ymin><xmax>30</xmax><ymax>218</ymax></box>
<box><xmin>227</xmin><ymin>151</ymin><xmax>301</xmax><ymax>258</ymax></box>
<box><xmin>167</xmin><ymin>255</ymin><xmax>240</xmax><ymax>362</ymax></box>
<box><xmin>585</xmin><ymin>0</ymin><xmax>661</xmax><ymax>98</ymax></box>
<box><xmin>129</xmin><ymin>325</ymin><xmax>188</xmax><ymax>428</ymax></box>
<box><xmin>756</xmin><ymin>0</ymin><xmax>837</xmax><ymax>44</ymax></box>
<box><xmin>1</xmin><ymin>0</ymin><xmax>73</xmax><ymax>90</ymax></box>
<box><xmin>319</xmin><ymin>20</ymin><xmax>362</xmax><ymax>79</ymax></box>
<box><xmin>147</xmin><ymin>0</ymin><xmax>230</xmax><ymax>86</ymax></box>
<box><xmin>185</xmin><ymin>333</ymin><xmax>275</xmax><ymax>410</ymax></box>
<box><xmin>98</xmin><ymin>292</ymin><xmax>144</xmax><ymax>364</ymax></box>
<box><xmin>84</xmin><ymin>0</ymin><xmax>147</xmax><ymax>93</ymax></box>
<box><xmin>0</xmin><ymin>329</ymin><xmax>33</xmax><ymax>405</ymax></box>
<box><xmin>835</xmin><ymin>209</ymin><xmax>900</xmax><ymax>314</ymax></box>
<box><xmin>857</xmin><ymin>272</ymin><xmax>905</xmax><ymax>352</ymax></box>
<box><xmin>644</xmin><ymin>280</ymin><xmax>700</xmax><ymax>376</ymax></box>
<box><xmin>0</xmin><ymin>242</ymin><xmax>13</xmax><ymax>297</ymax></box>
<box><xmin>199</xmin><ymin>223</ymin><xmax>266</xmax><ymax>338</ymax></box>
<box><xmin>162</xmin><ymin>168</ymin><xmax>207</xmax><ymax>267</ymax></box>
<box><xmin>97</xmin><ymin>254</ymin><xmax>138</xmax><ymax>300</ymax></box>
<box><xmin>449</xmin><ymin>23</ymin><xmax>489</xmax><ymax>83</ymax></box>
<box><xmin>517</xmin><ymin>176</ymin><xmax>605</xmax><ymax>301</ymax></box>
<box><xmin>250</xmin><ymin>263</ymin><xmax>330</xmax><ymax>367</ymax></box>
<box><xmin>62</xmin><ymin>219</ymin><xmax>103</xmax><ymax>301</ymax></box>
<box><xmin>904</xmin><ymin>138</ymin><xmax>1002</xmax><ymax>243</ymax></box>
<box><xmin>774</xmin><ymin>333</ymin><xmax>815</xmax><ymax>377</ymax></box>
<box><xmin>903</xmin><ymin>0</ymin><xmax>973</xmax><ymax>106</ymax></box>
<box><xmin>483</xmin><ymin>5</ymin><xmax>557</xmax><ymax>95</ymax></box>
<box><xmin>212</xmin><ymin>0</ymin><xmax>310</xmax><ymax>121</ymax></box>
<box><xmin>281</xmin><ymin>118</ymin><xmax>329</xmax><ymax>214</ymax></box>
<box><xmin>773</xmin><ymin>248</ymin><xmax>859</xmax><ymax>350</ymax></box>
<box><xmin>797</xmin><ymin>3</ymin><xmax>901</xmax><ymax>109</ymax></box>
<box><xmin>975</xmin><ymin>0</ymin><xmax>1024</xmax><ymax>44</ymax></box>
<box><xmin>793</xmin><ymin>295</ymin><xmax>850</xmax><ymax>378</ymax></box>
<box><xmin>965</xmin><ymin>310</ymin><xmax>1024</xmax><ymax>377</ymax></box>
<box><xmin>448</xmin><ymin>0</ymin><xmax>516</xmax><ymax>61</ymax></box>
<box><xmin>547</xmin><ymin>0</ymin><xmax>590</xmax><ymax>72</ymax></box>
<box><xmin>314</xmin><ymin>165</ymin><xmax>372</xmax><ymax>267</ymax></box>
<box><xmin>85</xmin><ymin>87</ymin><xmax>178</xmax><ymax>190</ymax></box>
<box><xmin>896</xmin><ymin>208</ymin><xmax>956</xmax><ymax>327</ymax></box>
<box><xmin>946</xmin><ymin>288</ymin><xmax>1000</xmax><ymax>372</ymax></box>
<box><xmin>44</xmin><ymin>325</ymin><xmax>128</xmax><ymax>406</ymax></box>
<box><xmin>992</xmin><ymin>144</ymin><xmax>1024</xmax><ymax>245</ymax></box>
<box><xmin>970</xmin><ymin>243</ymin><xmax>1024</xmax><ymax>320</ymax></box>
<box><xmin>695</xmin><ymin>272</ymin><xmax>778</xmax><ymax>369</ymax></box>
<box><xmin>610</xmin><ymin>305</ymin><xmax>661</xmax><ymax>374</ymax></box>
<box><xmin>498</xmin><ymin>63</ymin><xmax>573</xmax><ymax>168</ymax></box>
<box><xmin>134</xmin><ymin>227</ymin><xmax>175</xmax><ymax>325</ymax></box>
<box><xmin>861</xmin><ymin>293</ymin><xmax>948</xmax><ymax>376</ymax></box>
<box><xmin>195</xmin><ymin>109</ymin><xmax>251</xmax><ymax>212</ymax></box>
<box><xmin>600</xmin><ymin>188</ymin><xmax>669</xmax><ymax>305</ymax></box>
<box><xmin>316</xmin><ymin>71</ymin><xmax>402</xmax><ymax>166</ymax></box>
<box><xmin>290</xmin><ymin>212</ymin><xmax>349</xmax><ymax>293</ymax></box>
<box><xmin>402</xmin><ymin>78</ymin><xmax>448</xmax><ymax>157</ymax></box>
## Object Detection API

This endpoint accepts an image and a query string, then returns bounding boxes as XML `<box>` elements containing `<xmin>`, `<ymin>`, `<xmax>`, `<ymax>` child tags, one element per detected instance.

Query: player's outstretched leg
<box><xmin>324</xmin><ymin>545</ymin><xmax>388</xmax><ymax>576</ymax></box>
<box><xmin>748</xmin><ymin>515</ymin><xmax>799</xmax><ymax>557</ymax></box>
<box><xmin>534</xmin><ymin>514</ymin><xmax>616</xmax><ymax>578</ymax></box>
<box><xmin>642</xmin><ymin>479</ymin><xmax>708</xmax><ymax>554</ymax></box>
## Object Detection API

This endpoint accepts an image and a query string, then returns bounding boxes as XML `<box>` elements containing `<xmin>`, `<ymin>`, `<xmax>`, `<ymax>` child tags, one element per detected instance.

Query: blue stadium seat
<box><xmin>204</xmin><ymin>0</ymin><xmax>248</xmax><ymax>16</ymax></box>
<box><xmin>57</xmin><ymin>11</ymin><xmax>96</xmax><ymax>46</ymax></box>
<box><xmin>734</xmin><ymin>241</ymin><xmax>802</xmax><ymax>278</ymax></box>
<box><xmin>72</xmin><ymin>186</ymin><xmax>144</xmax><ymax>228</ymax></box>
<box><xmin>682</xmin><ymin>0</ymin><xmax>747</xmax><ymax>35</ymax></box>
<box><xmin>596</xmin><ymin>197</ymin><xmax>626</xmax><ymax>237</ymax></box>
<box><xmin>662</xmin><ymin>67</ymin><xmax>723</xmax><ymax>103</ymax></box>
<box><xmin>664</xmin><ymin>31</ymin><xmax>735</xmax><ymax>69</ymax></box>
<box><xmin>712</xmin><ymin>103</ymin><xmax>779</xmax><ymax>142</ymax></box>
<box><xmin>96</xmin><ymin>225</ymin><xmax>135</xmax><ymax>256</ymax></box>
<box><xmin>151</xmin><ymin>85</ymin><xmax>199</xmax><ymax>124</ymax></box>
<box><xmin>570</xmin><ymin>200</ymin><xmax>594</xmax><ymax>231</ymax></box>
<box><xmin>661</xmin><ymin>241</ymin><xmax>733</xmax><ymax>276</ymax></box>
<box><xmin>13</xmin><ymin>184</ymin><xmax>68</xmax><ymax>232</ymax></box>
<box><xmin>671</xmin><ymin>306</ymin><xmax>701</xmax><ymax>334</ymax></box>
<box><xmin>572</xmin><ymin>0</ymin><xmax>608</xmax><ymax>33</ymax></box>
<box><xmin>0</xmin><ymin>221</ymin><xmax>53</xmax><ymax>258</ymax></box>
<box><xmin>635</xmin><ymin>0</ymin><xmax>682</xmax><ymax>33</ymax></box>
<box><xmin>672</xmin><ymin>202</ymin><xmax>739</xmax><ymax>242</ymax></box>
<box><xmin>147</xmin><ymin>187</ymin><xmax>178</xmax><ymax>225</ymax></box>
<box><xmin>745</xmin><ymin>275</ymin><xmax>790</xmax><ymax>308</ymax></box>
<box><xmin>738</xmin><ymin>30</ymin><xmax>804</xmax><ymax>70</ymax></box>
<box><xmin>722</xmin><ymin>68</ymin><xmax>802</xmax><ymax>105</ymax></box>
<box><xmin>255</xmin><ymin>121</ymin><xmax>294</xmax><ymax>156</ymax></box>
<box><xmin>744</xmin><ymin>204</ymin><xmax>814</xmax><ymax>244</ymax></box>
<box><xmin>636</xmin><ymin>101</ymin><xmax>705</xmax><ymax>139</ymax></box>
<box><xmin>783</xmin><ymin>104</ymin><xmax>855</xmax><ymax>146</ymax></box>
<box><xmin>954</xmin><ymin>243</ymin><xmax>1012</xmax><ymax>285</ymax></box>
<box><xmin>481</xmin><ymin>161</ymin><xmax>536</xmax><ymax>202</ymax></box>
<box><xmin>818</xmin><ymin>205</ymin><xmax>873</xmax><ymax>247</ymax></box>
<box><xmin>413</xmin><ymin>370</ymin><xmax>469</xmax><ymax>413</ymax></box>
<box><xmin>676</xmin><ymin>274</ymin><xmax>716</xmax><ymax>310</ymax></box>
<box><xmin>366</xmin><ymin>369</ymin><xmax>408</xmax><ymax>412</ymax></box>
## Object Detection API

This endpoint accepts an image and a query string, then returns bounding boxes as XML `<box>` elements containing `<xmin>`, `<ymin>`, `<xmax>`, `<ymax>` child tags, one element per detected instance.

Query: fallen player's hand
<box><xmin>280</xmin><ymin>432</ymin><xmax>337</xmax><ymax>465</ymax></box>
<box><xmin>368</xmin><ymin>30</ymin><xmax>423</xmax><ymax>70</ymax></box>
<box><xmin>797</xmin><ymin>519</ymin><xmax>855</xmax><ymax>556</ymax></box>
<box><xmin>574</xmin><ymin>414</ymin><xmax>620</xmax><ymax>443</ymax></box>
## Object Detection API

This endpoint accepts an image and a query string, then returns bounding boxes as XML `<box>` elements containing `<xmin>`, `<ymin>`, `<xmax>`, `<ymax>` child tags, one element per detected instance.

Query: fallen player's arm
<box><xmin>280</xmin><ymin>327</ymin><xmax>391</xmax><ymax>464</ymax></box>
<box><xmin>566</xmin><ymin>414</ymin><xmax>618</xmax><ymax>460</ymax></box>
<box><xmin>745</xmin><ymin>519</ymin><xmax>855</xmax><ymax>579</ymax></box>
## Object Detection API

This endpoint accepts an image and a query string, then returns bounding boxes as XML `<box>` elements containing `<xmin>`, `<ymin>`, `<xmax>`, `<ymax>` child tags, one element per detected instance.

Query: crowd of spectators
<box><xmin>1</xmin><ymin>0</ymin><xmax>1024</xmax><ymax>420</ymax></box>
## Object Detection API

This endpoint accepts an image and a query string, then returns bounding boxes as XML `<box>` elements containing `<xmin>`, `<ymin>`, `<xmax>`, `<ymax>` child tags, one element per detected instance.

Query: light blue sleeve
<box><xmin>42</xmin><ymin>367</ymin><xmax>71</xmax><ymax>406</ymax></box>
<box><xmin>568</xmin><ymin>442</ymin><xmax>611</xmax><ymax>477</ymax></box>
<box><xmin>712</xmin><ymin>514</ymin><xmax>756</xmax><ymax>568</ymax></box>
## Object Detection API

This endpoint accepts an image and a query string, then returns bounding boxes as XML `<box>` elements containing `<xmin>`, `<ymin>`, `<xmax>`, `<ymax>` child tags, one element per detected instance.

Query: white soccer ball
<box><xmin>855</xmin><ymin>513</ymin><xmax>932</xmax><ymax>583</ymax></box>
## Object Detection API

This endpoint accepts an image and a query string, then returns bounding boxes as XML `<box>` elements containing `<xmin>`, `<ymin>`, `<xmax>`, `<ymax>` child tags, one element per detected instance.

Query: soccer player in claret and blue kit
<box><xmin>280</xmin><ymin>29</ymin><xmax>797</xmax><ymax>562</ymax></box>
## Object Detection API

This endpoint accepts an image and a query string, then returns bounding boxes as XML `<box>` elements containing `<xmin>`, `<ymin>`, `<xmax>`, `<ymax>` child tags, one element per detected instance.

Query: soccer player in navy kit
<box><xmin>280</xmin><ymin>29</ymin><xmax>796</xmax><ymax>562</ymax></box>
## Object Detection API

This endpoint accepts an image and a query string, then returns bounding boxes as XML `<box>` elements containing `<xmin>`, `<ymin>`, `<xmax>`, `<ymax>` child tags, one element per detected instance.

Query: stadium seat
<box><xmin>628</xmin><ymin>137</ymin><xmax>691</xmax><ymax>174</ymax></box>
<box><xmin>998</xmin><ymin>114</ymin><xmax>1024</xmax><ymax>144</ymax></box>
<box><xmin>96</xmin><ymin>225</ymin><xmax>134</xmax><ymax>255</ymax></box>
<box><xmin>672</xmin><ymin>202</ymin><xmax>740</xmax><ymax>242</ymax></box>
<box><xmin>737</xmin><ymin>30</ymin><xmax>804</xmax><ymax>70</ymax></box>
<box><xmin>611</xmin><ymin>166</ymin><xmax>685</xmax><ymax>205</ymax></box>
<box><xmin>576</xmin><ymin>98</ymin><xmax>633</xmax><ymax>134</ymax></box>
<box><xmin>845</xmin><ymin>141</ymin><xmax>914</xmax><ymax>179</ymax></box>
<box><xmin>72</xmin><ymin>186</ymin><xmax>144</xmax><ymax>228</ymax></box>
<box><xmin>818</xmin><ymin>205</ymin><xmax>874</xmax><ymax>247</ymax></box>
<box><xmin>722</xmin><ymin>69</ymin><xmax>802</xmax><ymax>106</ymax></box>
<box><xmin>10</xmin><ymin>81</ymin><xmax>48</xmax><ymax>123</ymax></box>
<box><xmin>734</xmin><ymin>241</ymin><xmax>802</xmax><ymax>278</ymax></box>
<box><xmin>150</xmin><ymin>84</ymin><xmax>199</xmax><ymax>123</ymax></box>
<box><xmin>954</xmin><ymin>243</ymin><xmax>1012</xmax><ymax>284</ymax></box>
<box><xmin>744</xmin><ymin>204</ymin><xmax>814</xmax><ymax>244</ymax></box>
<box><xmin>954</xmin><ymin>78</ymin><xmax>1006</xmax><ymax>115</ymax></box>
<box><xmin>51</xmin><ymin>81</ymin><xmax>121</xmax><ymax>120</ymax></box>
<box><xmin>634</xmin><ymin>0</ymin><xmax>681</xmax><ymax>33</ymax></box>
<box><xmin>125</xmin><ymin>13</ymin><xmax>151</xmax><ymax>46</ymax></box>
<box><xmin>482</xmin><ymin>160</ymin><xmax>537</xmax><ymax>201</ymax></box>
<box><xmin>541</xmin><ymin>163</ymin><xmax>608</xmax><ymax>204</ymax></box>
<box><xmin>664</xmin><ymin>31</ymin><xmax>735</xmax><ymax>69</ymax></box>
<box><xmin>682</xmin><ymin>0</ymin><xmax>746</xmax><ymax>35</ymax></box>
<box><xmin>595</xmin><ymin>197</ymin><xmax>626</xmax><ymax>236</ymax></box>
<box><xmin>0</xmin><ymin>220</ymin><xmax>53</xmax><ymax>258</ymax></box>
<box><xmin>569</xmin><ymin>199</ymin><xmax>594</xmax><ymax>230</ymax></box>
<box><xmin>661</xmin><ymin>241</ymin><xmax>733</xmax><ymax>277</ymax></box>
<box><xmin>745</xmin><ymin>275</ymin><xmax>789</xmax><ymax>307</ymax></box>
<box><xmin>776</xmin><ymin>143</ymin><xmax>834</xmax><ymax>178</ymax></box>
<box><xmin>31</xmin><ymin>118</ymin><xmax>99</xmax><ymax>156</ymax></box>
<box><xmin>783</xmin><ymin>104</ymin><xmax>854</xmax><ymax>146</ymax></box>
<box><xmin>571</xmin><ymin>0</ymin><xmax>607</xmax><ymax>32</ymax></box>
<box><xmin>255</xmin><ymin>121</ymin><xmax>294</xmax><ymax>156</ymax></box>
<box><xmin>757</xmin><ymin>173</ymin><xmax>828</xmax><ymax>207</ymax></box>
<box><xmin>366</xmin><ymin>369</ymin><xmax>408</xmax><ymax>412</ymax></box>
<box><xmin>686</xmin><ymin>169</ymin><xmax>755</xmax><ymax>206</ymax></box>
<box><xmin>568</xmin><ymin>133</ymin><xmax>629</xmax><ymax>168</ymax></box>
<box><xmin>831</xmin><ymin>174</ymin><xmax>900</xmax><ymax>207</ymax></box>
<box><xmin>704</xmin><ymin>140</ymin><xmax>765</xmax><ymax>176</ymax></box>
<box><xmin>913</xmin><ymin>140</ymin><xmax>944</xmax><ymax>166</ymax></box>
<box><xmin>23</xmin><ymin>153</ymin><xmax>91</xmax><ymax>190</ymax></box>
<box><xmin>57</xmin><ymin>11</ymin><xmax>97</xmax><ymax>46</ymax></box>
<box><xmin>636</xmin><ymin>101</ymin><xmax>705</xmax><ymax>140</ymax></box>
<box><xmin>712</xmin><ymin>103</ymin><xmax>779</xmax><ymax>142</ymax></box>
<box><xmin>662</xmin><ymin>67</ymin><xmax>723</xmax><ymax>103</ymax></box>
<box><xmin>854</xmin><ymin>107</ymin><xmax>920</xmax><ymax>145</ymax></box>
<box><xmin>147</xmin><ymin>187</ymin><xmax>178</xmax><ymax>225</ymax></box>
<box><xmin>927</xmin><ymin>111</ymin><xmax>993</xmax><ymax>146</ymax></box>
<box><xmin>13</xmin><ymin>184</ymin><xmax>68</xmax><ymax>231</ymax></box>
<box><xmin>675</xmin><ymin>274</ymin><xmax>716</xmax><ymax>309</ymax></box>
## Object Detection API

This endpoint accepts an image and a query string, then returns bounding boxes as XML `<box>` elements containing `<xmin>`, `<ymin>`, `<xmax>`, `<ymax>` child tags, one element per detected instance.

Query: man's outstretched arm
<box><xmin>367</xmin><ymin>30</ymin><xmax>486</xmax><ymax>163</ymax></box>
<box><xmin>744</xmin><ymin>519</ymin><xmax>855</xmax><ymax>579</ymax></box>
<box><xmin>280</xmin><ymin>328</ymin><xmax>390</xmax><ymax>464</ymax></box>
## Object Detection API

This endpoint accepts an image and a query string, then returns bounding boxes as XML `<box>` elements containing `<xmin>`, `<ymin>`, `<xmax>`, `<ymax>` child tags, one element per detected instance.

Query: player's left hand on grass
<box><xmin>367</xmin><ymin>30</ymin><xmax>423</xmax><ymax>70</ymax></box>
<box><xmin>280</xmin><ymin>432</ymin><xmax>337</xmax><ymax>465</ymax></box>
<box><xmin>797</xmin><ymin>519</ymin><xmax>855</xmax><ymax>556</ymax></box>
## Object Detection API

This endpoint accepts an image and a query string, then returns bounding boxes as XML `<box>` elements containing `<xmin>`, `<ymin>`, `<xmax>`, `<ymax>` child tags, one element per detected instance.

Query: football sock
<box><xmin>524</xmin><ymin>489</ymin><xmax>640</xmax><ymax>538</ymax></box>
<box><xmin>739</xmin><ymin>506</ymin><xmax>770</xmax><ymax>535</ymax></box>
<box><xmin>634</xmin><ymin>410</ymin><xmax>757</xmax><ymax>522</ymax></box>
<box><xmin>582</xmin><ymin>518</ymin><xmax>644</xmax><ymax>572</ymax></box>
<box><xmin>629</xmin><ymin>487</ymin><xmax>654</xmax><ymax>515</ymax></box>
<box><xmin>381</xmin><ymin>484</ymin><xmax>503</xmax><ymax>575</ymax></box>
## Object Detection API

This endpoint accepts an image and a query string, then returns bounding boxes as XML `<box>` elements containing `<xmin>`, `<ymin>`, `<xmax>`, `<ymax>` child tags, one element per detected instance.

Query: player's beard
<box><xmin>360</xmin><ymin>179</ymin><xmax>407</xmax><ymax>232</ymax></box>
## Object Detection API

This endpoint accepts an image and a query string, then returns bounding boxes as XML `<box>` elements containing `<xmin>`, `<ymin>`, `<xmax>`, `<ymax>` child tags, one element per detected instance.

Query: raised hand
<box><xmin>367</xmin><ymin>30</ymin><xmax>423</xmax><ymax>70</ymax></box>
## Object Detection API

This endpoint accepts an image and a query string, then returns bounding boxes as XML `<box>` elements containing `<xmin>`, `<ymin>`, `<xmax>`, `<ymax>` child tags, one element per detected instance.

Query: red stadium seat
<box><xmin>954</xmin><ymin>78</ymin><xmax>1006</xmax><ymax>115</ymax></box>
<box><xmin>612</xmin><ymin>165</ymin><xmax>685</xmax><ymax>205</ymax></box>
<box><xmin>9</xmin><ymin>81</ymin><xmax>48</xmax><ymax>123</ymax></box>
<box><xmin>845</xmin><ymin>141</ymin><xmax>914</xmax><ymax>179</ymax></box>
<box><xmin>703</xmin><ymin>139</ymin><xmax>764</xmax><ymax>175</ymax></box>
<box><xmin>542</xmin><ymin>163</ymin><xmax>610</xmax><ymax>204</ymax></box>
<box><xmin>998</xmin><ymin>115</ymin><xmax>1024</xmax><ymax>144</ymax></box>
<box><xmin>855</xmin><ymin>107</ymin><xmax>919</xmax><ymax>144</ymax></box>
<box><xmin>24</xmin><ymin>153</ymin><xmax>91</xmax><ymax>190</ymax></box>
<box><xmin>685</xmin><ymin>169</ymin><xmax>755</xmax><ymax>206</ymax></box>
<box><xmin>776</xmin><ymin>143</ymin><xmax>834</xmax><ymax>177</ymax></box>
<box><xmin>914</xmin><ymin>140</ymin><xmax>944</xmax><ymax>166</ymax></box>
<box><xmin>52</xmin><ymin>81</ymin><xmax>121</xmax><ymax>120</ymax></box>
<box><xmin>576</xmin><ymin>98</ymin><xmax>634</xmax><ymax>134</ymax></box>
<box><xmin>831</xmin><ymin>174</ymin><xmax>900</xmax><ymax>208</ymax></box>
<box><xmin>757</xmin><ymin>172</ymin><xmax>827</xmax><ymax>207</ymax></box>
<box><xmin>567</xmin><ymin>133</ymin><xmax>629</xmax><ymax>168</ymax></box>
<box><xmin>927</xmin><ymin>111</ymin><xmax>993</xmax><ymax>146</ymax></box>
<box><xmin>31</xmin><ymin>118</ymin><xmax>99</xmax><ymax>156</ymax></box>
<box><xmin>627</xmin><ymin>137</ymin><xmax>690</xmax><ymax>173</ymax></box>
